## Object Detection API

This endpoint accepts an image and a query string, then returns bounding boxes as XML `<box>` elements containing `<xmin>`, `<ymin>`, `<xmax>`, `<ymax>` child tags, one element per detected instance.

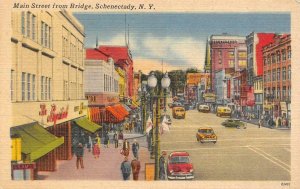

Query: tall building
<box><xmin>263</xmin><ymin>34</ymin><xmax>291</xmax><ymax>127</ymax></box>
<box><xmin>10</xmin><ymin>11</ymin><xmax>92</xmax><ymax>178</ymax></box>
<box><xmin>246</xmin><ymin>32</ymin><xmax>275</xmax><ymax>117</ymax></box>
<box><xmin>210</xmin><ymin>34</ymin><xmax>247</xmax><ymax>105</ymax></box>
<box><xmin>98</xmin><ymin>46</ymin><xmax>134</xmax><ymax>102</ymax></box>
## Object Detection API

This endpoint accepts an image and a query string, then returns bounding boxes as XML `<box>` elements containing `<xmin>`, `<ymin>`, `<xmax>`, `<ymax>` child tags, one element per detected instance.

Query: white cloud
<box><xmin>143</xmin><ymin>36</ymin><xmax>206</xmax><ymax>70</ymax></box>
<box><xmin>98</xmin><ymin>33</ymin><xmax>138</xmax><ymax>51</ymax></box>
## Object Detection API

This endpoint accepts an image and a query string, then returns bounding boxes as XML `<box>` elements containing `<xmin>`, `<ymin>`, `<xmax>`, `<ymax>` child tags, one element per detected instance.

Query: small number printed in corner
<box><xmin>281</xmin><ymin>182</ymin><xmax>290</xmax><ymax>187</ymax></box>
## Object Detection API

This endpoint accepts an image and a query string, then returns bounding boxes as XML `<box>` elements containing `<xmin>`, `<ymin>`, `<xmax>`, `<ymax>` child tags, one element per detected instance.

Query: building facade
<box><xmin>246</xmin><ymin>32</ymin><xmax>275</xmax><ymax>117</ymax></box>
<box><xmin>11</xmin><ymin>11</ymin><xmax>89</xmax><ymax>177</ymax></box>
<box><xmin>210</xmin><ymin>35</ymin><xmax>247</xmax><ymax>104</ymax></box>
<box><xmin>263</xmin><ymin>34</ymin><xmax>291</xmax><ymax>127</ymax></box>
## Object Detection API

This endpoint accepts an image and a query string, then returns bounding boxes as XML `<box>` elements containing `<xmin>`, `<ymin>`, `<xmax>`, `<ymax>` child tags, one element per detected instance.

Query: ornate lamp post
<box><xmin>147</xmin><ymin>71</ymin><xmax>171</xmax><ymax>180</ymax></box>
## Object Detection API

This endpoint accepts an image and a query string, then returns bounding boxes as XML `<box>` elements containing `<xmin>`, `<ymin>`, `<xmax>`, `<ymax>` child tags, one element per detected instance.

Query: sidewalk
<box><xmin>38</xmin><ymin>134</ymin><xmax>154</xmax><ymax>180</ymax></box>
<box><xmin>234</xmin><ymin>117</ymin><xmax>291</xmax><ymax>130</ymax></box>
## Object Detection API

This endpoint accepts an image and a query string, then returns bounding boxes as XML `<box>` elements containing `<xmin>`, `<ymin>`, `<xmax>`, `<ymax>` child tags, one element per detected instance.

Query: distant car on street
<box><xmin>167</xmin><ymin>151</ymin><xmax>194</xmax><ymax>180</ymax></box>
<box><xmin>197</xmin><ymin>104</ymin><xmax>210</xmax><ymax>113</ymax></box>
<box><xmin>216</xmin><ymin>106</ymin><xmax>232</xmax><ymax>117</ymax></box>
<box><xmin>196</xmin><ymin>127</ymin><xmax>217</xmax><ymax>144</ymax></box>
<box><xmin>221</xmin><ymin>118</ymin><xmax>246</xmax><ymax>129</ymax></box>
<box><xmin>172</xmin><ymin>106</ymin><xmax>186</xmax><ymax>119</ymax></box>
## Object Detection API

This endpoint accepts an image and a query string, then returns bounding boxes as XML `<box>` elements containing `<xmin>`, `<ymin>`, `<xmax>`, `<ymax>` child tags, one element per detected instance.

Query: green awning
<box><xmin>10</xmin><ymin>122</ymin><xmax>64</xmax><ymax>162</ymax></box>
<box><xmin>75</xmin><ymin>117</ymin><xmax>102</xmax><ymax>133</ymax></box>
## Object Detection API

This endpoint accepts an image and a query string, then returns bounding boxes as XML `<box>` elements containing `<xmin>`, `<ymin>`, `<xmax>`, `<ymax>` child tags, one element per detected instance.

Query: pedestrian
<box><xmin>75</xmin><ymin>143</ymin><xmax>84</xmax><ymax>169</ymax></box>
<box><xmin>104</xmin><ymin>132</ymin><xmax>109</xmax><ymax>148</ymax></box>
<box><xmin>159</xmin><ymin>151</ymin><xmax>167</xmax><ymax>180</ymax></box>
<box><xmin>113</xmin><ymin>131</ymin><xmax>118</xmax><ymax>148</ymax></box>
<box><xmin>131</xmin><ymin>157</ymin><xmax>141</xmax><ymax>181</ymax></box>
<box><xmin>258</xmin><ymin>119</ymin><xmax>262</xmax><ymax>128</ymax></box>
<box><xmin>122</xmin><ymin>139</ymin><xmax>130</xmax><ymax>157</ymax></box>
<box><xmin>120</xmin><ymin>156</ymin><xmax>131</xmax><ymax>180</ymax></box>
<box><xmin>87</xmin><ymin>135</ymin><xmax>92</xmax><ymax>152</ymax></box>
<box><xmin>92</xmin><ymin>140</ymin><xmax>100</xmax><ymax>159</ymax></box>
<box><xmin>118</xmin><ymin>131</ymin><xmax>124</xmax><ymax>146</ymax></box>
<box><xmin>132</xmin><ymin>139</ymin><xmax>140</xmax><ymax>159</ymax></box>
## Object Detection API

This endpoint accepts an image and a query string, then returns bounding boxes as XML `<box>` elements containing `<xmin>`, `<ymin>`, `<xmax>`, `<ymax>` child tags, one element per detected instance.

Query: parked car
<box><xmin>196</xmin><ymin>127</ymin><xmax>217</xmax><ymax>144</ymax></box>
<box><xmin>167</xmin><ymin>151</ymin><xmax>194</xmax><ymax>180</ymax></box>
<box><xmin>221</xmin><ymin>119</ymin><xmax>246</xmax><ymax>129</ymax></box>
<box><xmin>172</xmin><ymin>106</ymin><xmax>186</xmax><ymax>119</ymax></box>
<box><xmin>197</xmin><ymin>104</ymin><xmax>210</xmax><ymax>113</ymax></box>
<box><xmin>172</xmin><ymin>102</ymin><xmax>182</xmax><ymax>108</ymax></box>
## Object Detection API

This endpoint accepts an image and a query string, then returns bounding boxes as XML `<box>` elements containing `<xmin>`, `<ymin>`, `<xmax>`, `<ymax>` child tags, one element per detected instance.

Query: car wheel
<box><xmin>200</xmin><ymin>140</ymin><xmax>204</xmax><ymax>143</ymax></box>
<box><xmin>213</xmin><ymin>141</ymin><xmax>216</xmax><ymax>144</ymax></box>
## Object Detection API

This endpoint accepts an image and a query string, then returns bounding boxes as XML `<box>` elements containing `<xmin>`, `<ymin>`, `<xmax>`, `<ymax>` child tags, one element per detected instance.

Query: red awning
<box><xmin>114</xmin><ymin>104</ymin><xmax>129</xmax><ymax>117</ymax></box>
<box><xmin>106</xmin><ymin>106</ymin><xmax>124</xmax><ymax>122</ymax></box>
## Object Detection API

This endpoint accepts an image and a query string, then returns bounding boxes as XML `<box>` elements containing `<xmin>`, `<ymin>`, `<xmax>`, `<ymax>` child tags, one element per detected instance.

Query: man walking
<box><xmin>113</xmin><ymin>131</ymin><xmax>118</xmax><ymax>148</ymax></box>
<box><xmin>132</xmin><ymin>139</ymin><xmax>140</xmax><ymax>159</ymax></box>
<box><xmin>75</xmin><ymin>143</ymin><xmax>84</xmax><ymax>169</ymax></box>
<box><xmin>131</xmin><ymin>157</ymin><xmax>141</xmax><ymax>181</ymax></box>
<box><xmin>159</xmin><ymin>151</ymin><xmax>167</xmax><ymax>180</ymax></box>
<box><xmin>121</xmin><ymin>156</ymin><xmax>131</xmax><ymax>180</ymax></box>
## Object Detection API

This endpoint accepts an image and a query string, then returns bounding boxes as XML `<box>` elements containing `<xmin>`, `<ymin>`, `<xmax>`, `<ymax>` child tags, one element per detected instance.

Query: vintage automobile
<box><xmin>172</xmin><ymin>106</ymin><xmax>186</xmax><ymax>119</ymax></box>
<box><xmin>197</xmin><ymin>104</ymin><xmax>210</xmax><ymax>113</ymax></box>
<box><xmin>167</xmin><ymin>151</ymin><xmax>194</xmax><ymax>180</ymax></box>
<box><xmin>196</xmin><ymin>127</ymin><xmax>217</xmax><ymax>143</ymax></box>
<box><xmin>216</xmin><ymin>106</ymin><xmax>232</xmax><ymax>117</ymax></box>
<box><xmin>221</xmin><ymin>118</ymin><xmax>246</xmax><ymax>129</ymax></box>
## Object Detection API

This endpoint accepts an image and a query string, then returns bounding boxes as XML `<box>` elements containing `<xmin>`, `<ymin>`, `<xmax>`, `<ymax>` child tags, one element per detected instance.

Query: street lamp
<box><xmin>147</xmin><ymin>71</ymin><xmax>171</xmax><ymax>180</ymax></box>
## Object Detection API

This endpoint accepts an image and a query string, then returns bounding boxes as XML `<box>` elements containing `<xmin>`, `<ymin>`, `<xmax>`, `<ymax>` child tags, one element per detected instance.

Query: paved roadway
<box><xmin>160</xmin><ymin>108</ymin><xmax>291</xmax><ymax>181</ymax></box>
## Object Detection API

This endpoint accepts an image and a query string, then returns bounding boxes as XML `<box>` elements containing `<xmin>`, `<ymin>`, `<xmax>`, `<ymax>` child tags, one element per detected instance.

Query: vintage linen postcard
<box><xmin>0</xmin><ymin>0</ymin><xmax>300</xmax><ymax>188</ymax></box>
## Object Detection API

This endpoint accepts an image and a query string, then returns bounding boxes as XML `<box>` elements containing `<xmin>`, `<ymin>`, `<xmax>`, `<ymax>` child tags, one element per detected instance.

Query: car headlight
<box><xmin>189</xmin><ymin>169</ymin><xmax>193</xmax><ymax>172</ymax></box>
<box><xmin>169</xmin><ymin>170</ymin><xmax>174</xmax><ymax>173</ymax></box>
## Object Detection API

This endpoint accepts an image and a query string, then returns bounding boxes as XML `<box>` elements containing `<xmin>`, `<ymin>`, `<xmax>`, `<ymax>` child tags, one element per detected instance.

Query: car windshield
<box><xmin>170</xmin><ymin>156</ymin><xmax>189</xmax><ymax>164</ymax></box>
<box><xmin>198</xmin><ymin>129</ymin><xmax>214</xmax><ymax>134</ymax></box>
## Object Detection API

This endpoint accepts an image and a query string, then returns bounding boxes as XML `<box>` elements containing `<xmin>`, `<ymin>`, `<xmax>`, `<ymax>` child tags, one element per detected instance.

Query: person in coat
<box><xmin>131</xmin><ymin>157</ymin><xmax>141</xmax><ymax>180</ymax></box>
<box><xmin>104</xmin><ymin>132</ymin><xmax>109</xmax><ymax>148</ymax></box>
<box><xmin>132</xmin><ymin>139</ymin><xmax>140</xmax><ymax>160</ymax></box>
<box><xmin>121</xmin><ymin>156</ymin><xmax>131</xmax><ymax>180</ymax></box>
<box><xmin>113</xmin><ymin>131</ymin><xmax>119</xmax><ymax>148</ymax></box>
<box><xmin>118</xmin><ymin>131</ymin><xmax>124</xmax><ymax>146</ymax></box>
<box><xmin>159</xmin><ymin>151</ymin><xmax>167</xmax><ymax>180</ymax></box>
<box><xmin>75</xmin><ymin>143</ymin><xmax>84</xmax><ymax>169</ymax></box>
<box><xmin>92</xmin><ymin>140</ymin><xmax>100</xmax><ymax>159</ymax></box>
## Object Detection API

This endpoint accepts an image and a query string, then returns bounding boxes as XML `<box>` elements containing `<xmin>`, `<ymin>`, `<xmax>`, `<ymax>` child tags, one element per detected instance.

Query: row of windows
<box><xmin>63</xmin><ymin>80</ymin><xmax>83</xmax><ymax>100</ymax></box>
<box><xmin>264</xmin><ymin>86</ymin><xmax>291</xmax><ymax>99</ymax></box>
<box><xmin>264</xmin><ymin>47</ymin><xmax>291</xmax><ymax>65</ymax></box>
<box><xmin>21</xmin><ymin>11</ymin><xmax>52</xmax><ymax>48</ymax></box>
<box><xmin>62</xmin><ymin>30</ymin><xmax>84</xmax><ymax>65</ymax></box>
<box><xmin>104</xmin><ymin>74</ymin><xmax>118</xmax><ymax>92</ymax></box>
<box><xmin>264</xmin><ymin>66</ymin><xmax>291</xmax><ymax>82</ymax></box>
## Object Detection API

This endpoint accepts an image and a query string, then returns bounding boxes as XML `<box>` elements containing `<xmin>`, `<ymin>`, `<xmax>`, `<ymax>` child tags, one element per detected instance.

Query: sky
<box><xmin>74</xmin><ymin>13</ymin><xmax>290</xmax><ymax>74</ymax></box>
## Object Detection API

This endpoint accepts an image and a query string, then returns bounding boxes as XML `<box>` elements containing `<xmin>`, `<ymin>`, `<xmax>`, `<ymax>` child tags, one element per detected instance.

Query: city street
<box><xmin>160</xmin><ymin>108</ymin><xmax>291</xmax><ymax>181</ymax></box>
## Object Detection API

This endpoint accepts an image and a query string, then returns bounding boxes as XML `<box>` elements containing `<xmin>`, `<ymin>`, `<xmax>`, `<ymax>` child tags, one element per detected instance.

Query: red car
<box><xmin>167</xmin><ymin>151</ymin><xmax>194</xmax><ymax>180</ymax></box>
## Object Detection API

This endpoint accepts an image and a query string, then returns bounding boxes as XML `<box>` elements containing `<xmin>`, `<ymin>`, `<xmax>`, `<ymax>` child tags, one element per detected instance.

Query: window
<box><xmin>45</xmin><ymin>25</ymin><xmax>48</xmax><ymax>47</ymax></box>
<box><xmin>26</xmin><ymin>12</ymin><xmax>30</xmax><ymax>38</ymax></box>
<box><xmin>11</xmin><ymin>70</ymin><xmax>14</xmax><ymax>101</ymax></box>
<box><xmin>228</xmin><ymin>51</ymin><xmax>234</xmax><ymax>58</ymax></box>
<box><xmin>268</xmin><ymin>71</ymin><xmax>271</xmax><ymax>82</ymax></box>
<box><xmin>41</xmin><ymin>76</ymin><xmax>44</xmax><ymax>100</ymax></box>
<box><xmin>282</xmin><ymin>67</ymin><xmax>286</xmax><ymax>80</ymax></box>
<box><xmin>22</xmin><ymin>72</ymin><xmax>26</xmax><ymax>101</ymax></box>
<box><xmin>249</xmin><ymin>44</ymin><xmax>253</xmax><ymax>53</ymax></box>
<box><xmin>288</xmin><ymin>65</ymin><xmax>291</xmax><ymax>80</ymax></box>
<box><xmin>31</xmin><ymin>15</ymin><xmax>36</xmax><ymax>40</ymax></box>
<box><xmin>45</xmin><ymin>77</ymin><xmax>48</xmax><ymax>100</ymax></box>
<box><xmin>21</xmin><ymin>12</ymin><xmax>25</xmax><ymax>35</ymax></box>
<box><xmin>276</xmin><ymin>51</ymin><xmax>281</xmax><ymax>62</ymax></box>
<box><xmin>267</xmin><ymin>55</ymin><xmax>271</xmax><ymax>65</ymax></box>
<box><xmin>272</xmin><ymin>87</ymin><xmax>276</xmax><ymax>98</ymax></box>
<box><xmin>63</xmin><ymin>80</ymin><xmax>68</xmax><ymax>100</ymax></box>
<box><xmin>264</xmin><ymin>72</ymin><xmax>266</xmax><ymax>82</ymax></box>
<box><xmin>271</xmin><ymin>53</ymin><xmax>276</xmax><ymax>63</ymax></box>
<box><xmin>282</xmin><ymin>86</ymin><xmax>286</xmax><ymax>98</ymax></box>
<box><xmin>287</xmin><ymin>46</ymin><xmax>291</xmax><ymax>59</ymax></box>
<box><xmin>282</xmin><ymin>49</ymin><xmax>286</xmax><ymax>61</ymax></box>
<box><xmin>277</xmin><ymin>87</ymin><xmax>281</xmax><ymax>99</ymax></box>
<box><xmin>277</xmin><ymin>68</ymin><xmax>281</xmax><ymax>81</ymax></box>
<box><xmin>48</xmin><ymin>78</ymin><xmax>51</xmax><ymax>100</ymax></box>
<box><xmin>32</xmin><ymin>74</ymin><xmax>35</xmax><ymax>100</ymax></box>
<box><xmin>27</xmin><ymin>74</ymin><xmax>31</xmax><ymax>100</ymax></box>
<box><xmin>263</xmin><ymin>56</ymin><xmax>267</xmax><ymax>66</ymax></box>
<box><xmin>41</xmin><ymin>22</ymin><xmax>44</xmax><ymax>45</ymax></box>
<box><xmin>239</xmin><ymin>60</ymin><xmax>246</xmax><ymax>67</ymax></box>
<box><xmin>272</xmin><ymin>69</ymin><xmax>276</xmax><ymax>81</ymax></box>
<box><xmin>238</xmin><ymin>51</ymin><xmax>247</xmax><ymax>58</ymax></box>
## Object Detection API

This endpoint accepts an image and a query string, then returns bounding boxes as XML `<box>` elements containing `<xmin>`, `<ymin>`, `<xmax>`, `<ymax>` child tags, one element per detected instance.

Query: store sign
<box><xmin>280</xmin><ymin>102</ymin><xmax>287</xmax><ymax>112</ymax></box>
<box><xmin>47</xmin><ymin>104</ymin><xmax>69</xmax><ymax>124</ymax></box>
<box><xmin>145</xmin><ymin>163</ymin><xmax>155</xmax><ymax>181</ymax></box>
<box><xmin>12</xmin><ymin>163</ymin><xmax>36</xmax><ymax>170</ymax></box>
